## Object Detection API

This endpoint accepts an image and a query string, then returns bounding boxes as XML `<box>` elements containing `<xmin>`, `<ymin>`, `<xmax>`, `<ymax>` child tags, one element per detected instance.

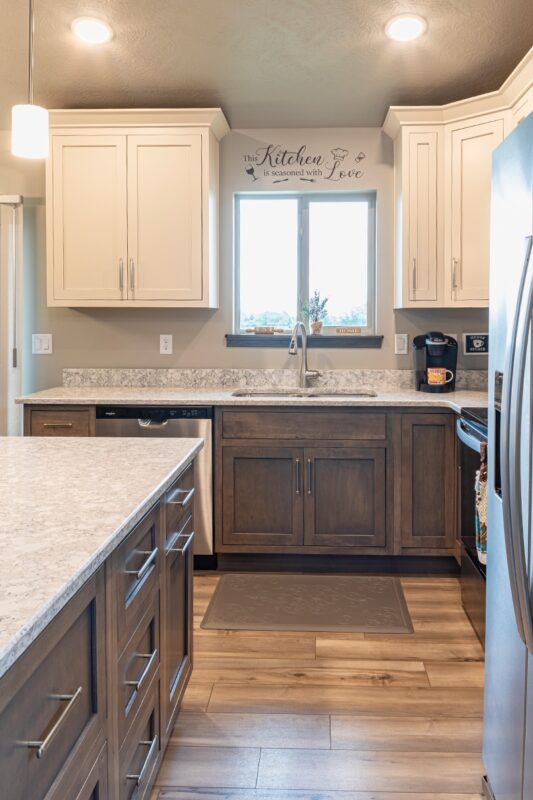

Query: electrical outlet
<box><xmin>160</xmin><ymin>334</ymin><xmax>173</xmax><ymax>355</ymax></box>
<box><xmin>394</xmin><ymin>333</ymin><xmax>409</xmax><ymax>355</ymax></box>
<box><xmin>32</xmin><ymin>334</ymin><xmax>53</xmax><ymax>354</ymax></box>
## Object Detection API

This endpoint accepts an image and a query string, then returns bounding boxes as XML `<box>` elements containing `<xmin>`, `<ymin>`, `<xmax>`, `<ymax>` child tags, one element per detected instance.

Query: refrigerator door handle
<box><xmin>508</xmin><ymin>234</ymin><xmax>533</xmax><ymax>653</ymax></box>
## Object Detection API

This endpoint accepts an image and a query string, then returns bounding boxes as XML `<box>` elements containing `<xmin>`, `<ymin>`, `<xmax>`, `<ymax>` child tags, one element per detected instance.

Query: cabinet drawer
<box><xmin>27</xmin><ymin>408</ymin><xmax>93</xmax><ymax>437</ymax></box>
<box><xmin>119</xmin><ymin>680</ymin><xmax>160</xmax><ymax>800</ymax></box>
<box><xmin>165</xmin><ymin>462</ymin><xmax>195</xmax><ymax>536</ymax></box>
<box><xmin>0</xmin><ymin>571</ymin><xmax>105</xmax><ymax>800</ymax></box>
<box><xmin>221</xmin><ymin>410</ymin><xmax>387</xmax><ymax>441</ymax></box>
<box><xmin>115</xmin><ymin>505</ymin><xmax>160</xmax><ymax>655</ymax></box>
<box><xmin>117</xmin><ymin>592</ymin><xmax>160</xmax><ymax>746</ymax></box>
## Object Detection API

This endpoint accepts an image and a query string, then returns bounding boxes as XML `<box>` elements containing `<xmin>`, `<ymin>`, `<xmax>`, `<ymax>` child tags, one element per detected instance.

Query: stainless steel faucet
<box><xmin>288</xmin><ymin>321</ymin><xmax>320</xmax><ymax>388</ymax></box>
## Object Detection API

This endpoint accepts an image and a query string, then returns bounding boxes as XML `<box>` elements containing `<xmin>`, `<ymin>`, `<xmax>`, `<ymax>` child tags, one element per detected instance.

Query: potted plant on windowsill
<box><xmin>304</xmin><ymin>290</ymin><xmax>328</xmax><ymax>335</ymax></box>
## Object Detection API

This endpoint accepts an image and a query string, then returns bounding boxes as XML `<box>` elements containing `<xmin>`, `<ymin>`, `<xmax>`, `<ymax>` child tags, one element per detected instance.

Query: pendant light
<box><xmin>11</xmin><ymin>0</ymin><xmax>48</xmax><ymax>159</ymax></box>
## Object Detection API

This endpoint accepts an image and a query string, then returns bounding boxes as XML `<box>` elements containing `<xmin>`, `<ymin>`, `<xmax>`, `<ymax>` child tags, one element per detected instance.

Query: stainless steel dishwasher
<box><xmin>95</xmin><ymin>406</ymin><xmax>213</xmax><ymax>555</ymax></box>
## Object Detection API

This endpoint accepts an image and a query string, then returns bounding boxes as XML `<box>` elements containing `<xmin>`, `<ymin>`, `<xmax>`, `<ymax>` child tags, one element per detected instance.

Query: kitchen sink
<box><xmin>231</xmin><ymin>388</ymin><xmax>378</xmax><ymax>398</ymax></box>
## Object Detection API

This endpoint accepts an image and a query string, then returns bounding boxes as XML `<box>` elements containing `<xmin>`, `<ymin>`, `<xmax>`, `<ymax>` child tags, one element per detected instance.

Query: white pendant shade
<box><xmin>11</xmin><ymin>104</ymin><xmax>49</xmax><ymax>159</ymax></box>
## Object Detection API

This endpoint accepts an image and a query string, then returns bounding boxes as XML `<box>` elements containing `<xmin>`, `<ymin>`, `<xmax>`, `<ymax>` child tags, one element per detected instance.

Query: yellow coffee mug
<box><xmin>427</xmin><ymin>367</ymin><xmax>454</xmax><ymax>385</ymax></box>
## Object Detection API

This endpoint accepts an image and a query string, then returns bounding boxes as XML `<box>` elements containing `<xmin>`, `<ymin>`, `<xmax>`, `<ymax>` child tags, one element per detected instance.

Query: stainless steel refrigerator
<box><xmin>484</xmin><ymin>111</ymin><xmax>533</xmax><ymax>800</ymax></box>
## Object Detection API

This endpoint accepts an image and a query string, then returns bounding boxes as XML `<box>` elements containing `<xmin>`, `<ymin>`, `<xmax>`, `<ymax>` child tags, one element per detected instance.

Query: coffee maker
<box><xmin>413</xmin><ymin>331</ymin><xmax>458</xmax><ymax>393</ymax></box>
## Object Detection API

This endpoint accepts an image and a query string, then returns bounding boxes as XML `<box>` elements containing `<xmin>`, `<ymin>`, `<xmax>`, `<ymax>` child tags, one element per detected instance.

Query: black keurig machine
<box><xmin>413</xmin><ymin>331</ymin><xmax>458</xmax><ymax>393</ymax></box>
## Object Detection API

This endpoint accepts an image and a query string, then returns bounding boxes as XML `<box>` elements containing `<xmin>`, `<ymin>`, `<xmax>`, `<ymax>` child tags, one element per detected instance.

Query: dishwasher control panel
<box><xmin>96</xmin><ymin>406</ymin><xmax>213</xmax><ymax>420</ymax></box>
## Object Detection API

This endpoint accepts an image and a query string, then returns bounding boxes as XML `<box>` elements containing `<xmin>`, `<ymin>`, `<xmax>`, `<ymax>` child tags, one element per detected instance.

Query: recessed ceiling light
<box><xmin>71</xmin><ymin>17</ymin><xmax>113</xmax><ymax>45</ymax></box>
<box><xmin>385</xmin><ymin>14</ymin><xmax>427</xmax><ymax>42</ymax></box>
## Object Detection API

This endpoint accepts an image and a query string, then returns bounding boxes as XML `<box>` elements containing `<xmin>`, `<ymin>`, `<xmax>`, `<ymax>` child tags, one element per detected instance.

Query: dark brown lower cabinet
<box><xmin>222</xmin><ymin>446</ymin><xmax>304</xmax><ymax>547</ymax></box>
<box><xmin>400</xmin><ymin>413</ymin><xmax>456</xmax><ymax>550</ymax></box>
<box><xmin>162</xmin><ymin>512</ymin><xmax>194</xmax><ymax>740</ymax></box>
<box><xmin>0</xmin><ymin>570</ymin><xmax>106</xmax><ymax>800</ymax></box>
<box><xmin>0</xmin><ymin>457</ymin><xmax>197</xmax><ymax>800</ymax></box>
<box><xmin>304</xmin><ymin>447</ymin><xmax>387</xmax><ymax>548</ymax></box>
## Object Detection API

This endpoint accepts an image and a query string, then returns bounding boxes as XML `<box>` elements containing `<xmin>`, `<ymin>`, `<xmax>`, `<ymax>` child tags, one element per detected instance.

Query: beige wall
<box><xmin>0</xmin><ymin>128</ymin><xmax>488</xmax><ymax>392</ymax></box>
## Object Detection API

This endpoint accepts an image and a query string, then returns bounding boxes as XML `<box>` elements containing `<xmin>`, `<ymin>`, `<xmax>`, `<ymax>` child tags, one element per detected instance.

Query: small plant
<box><xmin>303</xmin><ymin>290</ymin><xmax>328</xmax><ymax>323</ymax></box>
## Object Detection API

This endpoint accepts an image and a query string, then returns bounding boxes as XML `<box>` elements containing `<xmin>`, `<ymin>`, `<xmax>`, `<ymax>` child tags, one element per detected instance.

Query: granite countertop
<box><xmin>17</xmin><ymin>385</ymin><xmax>488</xmax><ymax>414</ymax></box>
<box><xmin>0</xmin><ymin>436</ymin><xmax>203</xmax><ymax>679</ymax></box>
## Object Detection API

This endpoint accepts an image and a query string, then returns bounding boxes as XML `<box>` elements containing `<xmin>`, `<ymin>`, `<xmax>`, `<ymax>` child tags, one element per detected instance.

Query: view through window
<box><xmin>235</xmin><ymin>193</ymin><xmax>376</xmax><ymax>333</ymax></box>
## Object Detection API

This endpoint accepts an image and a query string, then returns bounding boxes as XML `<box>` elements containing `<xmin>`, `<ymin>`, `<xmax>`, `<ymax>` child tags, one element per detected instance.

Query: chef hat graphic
<box><xmin>331</xmin><ymin>148</ymin><xmax>348</xmax><ymax>160</ymax></box>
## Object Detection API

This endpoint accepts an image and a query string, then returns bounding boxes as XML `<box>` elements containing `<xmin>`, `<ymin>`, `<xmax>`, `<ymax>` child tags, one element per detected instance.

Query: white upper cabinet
<box><xmin>445</xmin><ymin>117</ymin><xmax>504</xmax><ymax>305</ymax></box>
<box><xmin>49</xmin><ymin>135</ymin><xmax>127</xmax><ymax>302</ymax></box>
<box><xmin>384</xmin><ymin>48</ymin><xmax>531</xmax><ymax>309</ymax></box>
<box><xmin>46</xmin><ymin>110</ymin><xmax>229</xmax><ymax>308</ymax></box>
<box><xmin>127</xmin><ymin>134</ymin><xmax>203</xmax><ymax>302</ymax></box>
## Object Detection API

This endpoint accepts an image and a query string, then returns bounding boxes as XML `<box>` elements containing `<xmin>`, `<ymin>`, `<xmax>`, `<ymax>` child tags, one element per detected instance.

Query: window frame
<box><xmin>234</xmin><ymin>191</ymin><xmax>377</xmax><ymax>335</ymax></box>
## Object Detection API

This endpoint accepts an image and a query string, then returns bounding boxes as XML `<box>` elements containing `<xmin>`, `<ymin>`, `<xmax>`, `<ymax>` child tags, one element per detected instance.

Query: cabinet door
<box><xmin>222</xmin><ymin>447</ymin><xmax>304</xmax><ymax>547</ymax></box>
<box><xmin>407</xmin><ymin>130</ymin><xmax>439</xmax><ymax>302</ymax></box>
<box><xmin>448</xmin><ymin>118</ymin><xmax>504</xmax><ymax>303</ymax></box>
<box><xmin>162</xmin><ymin>515</ymin><xmax>194</xmax><ymax>738</ymax></box>
<box><xmin>127</xmin><ymin>134</ymin><xmax>203</xmax><ymax>301</ymax></box>
<box><xmin>50</xmin><ymin>135</ymin><xmax>127</xmax><ymax>302</ymax></box>
<box><xmin>304</xmin><ymin>447</ymin><xmax>387</xmax><ymax>549</ymax></box>
<box><xmin>400</xmin><ymin>414</ymin><xmax>456</xmax><ymax>550</ymax></box>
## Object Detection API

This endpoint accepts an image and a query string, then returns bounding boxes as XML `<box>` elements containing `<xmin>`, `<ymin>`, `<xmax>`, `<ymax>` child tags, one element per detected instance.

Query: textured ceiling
<box><xmin>1</xmin><ymin>0</ymin><xmax>532</xmax><ymax>130</ymax></box>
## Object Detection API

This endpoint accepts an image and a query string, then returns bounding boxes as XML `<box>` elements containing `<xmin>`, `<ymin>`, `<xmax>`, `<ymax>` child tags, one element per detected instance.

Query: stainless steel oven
<box><xmin>456</xmin><ymin>407</ymin><xmax>488</xmax><ymax>645</ymax></box>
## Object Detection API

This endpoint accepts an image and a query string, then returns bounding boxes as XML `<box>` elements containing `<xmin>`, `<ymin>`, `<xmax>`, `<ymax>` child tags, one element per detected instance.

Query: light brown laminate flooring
<box><xmin>152</xmin><ymin>574</ymin><xmax>485</xmax><ymax>800</ymax></box>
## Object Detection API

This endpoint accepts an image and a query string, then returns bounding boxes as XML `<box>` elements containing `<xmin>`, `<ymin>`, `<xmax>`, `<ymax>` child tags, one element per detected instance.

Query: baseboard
<box><xmin>216</xmin><ymin>553</ymin><xmax>460</xmax><ymax>575</ymax></box>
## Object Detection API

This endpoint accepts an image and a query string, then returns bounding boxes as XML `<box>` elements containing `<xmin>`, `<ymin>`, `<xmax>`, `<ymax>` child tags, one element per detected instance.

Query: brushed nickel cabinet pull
<box><xmin>125</xmin><ymin>649</ymin><xmax>158</xmax><ymax>692</ymax></box>
<box><xmin>24</xmin><ymin>686</ymin><xmax>83</xmax><ymax>759</ymax></box>
<box><xmin>412</xmin><ymin>258</ymin><xmax>417</xmax><ymax>298</ymax></box>
<box><xmin>452</xmin><ymin>258</ymin><xmax>459</xmax><ymax>290</ymax></box>
<box><xmin>307</xmin><ymin>459</ymin><xmax>313</xmax><ymax>495</ymax></box>
<box><xmin>125</xmin><ymin>547</ymin><xmax>158</xmax><ymax>580</ymax></box>
<box><xmin>167</xmin><ymin>486</ymin><xmax>195</xmax><ymax>509</ymax></box>
<box><xmin>126</xmin><ymin>736</ymin><xmax>158</xmax><ymax>786</ymax></box>
<box><xmin>169</xmin><ymin>531</ymin><xmax>195</xmax><ymax>555</ymax></box>
<box><xmin>129</xmin><ymin>258</ymin><xmax>135</xmax><ymax>292</ymax></box>
<box><xmin>295</xmin><ymin>458</ymin><xmax>301</xmax><ymax>495</ymax></box>
<box><xmin>119</xmin><ymin>258</ymin><xmax>124</xmax><ymax>291</ymax></box>
<box><xmin>43</xmin><ymin>423</ymin><xmax>73</xmax><ymax>429</ymax></box>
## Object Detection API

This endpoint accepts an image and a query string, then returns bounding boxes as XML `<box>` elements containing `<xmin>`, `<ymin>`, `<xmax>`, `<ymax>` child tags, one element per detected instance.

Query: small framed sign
<box><xmin>463</xmin><ymin>333</ymin><xmax>489</xmax><ymax>355</ymax></box>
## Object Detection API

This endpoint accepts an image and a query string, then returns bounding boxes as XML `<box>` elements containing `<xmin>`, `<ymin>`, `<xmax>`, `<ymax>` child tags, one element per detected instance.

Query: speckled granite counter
<box><xmin>17</xmin><ymin>385</ymin><xmax>487</xmax><ymax>414</ymax></box>
<box><xmin>0</xmin><ymin>436</ymin><xmax>203</xmax><ymax>679</ymax></box>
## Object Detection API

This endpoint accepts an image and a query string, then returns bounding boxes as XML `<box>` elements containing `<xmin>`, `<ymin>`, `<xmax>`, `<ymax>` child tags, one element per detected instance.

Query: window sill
<box><xmin>225</xmin><ymin>334</ymin><xmax>384</xmax><ymax>349</ymax></box>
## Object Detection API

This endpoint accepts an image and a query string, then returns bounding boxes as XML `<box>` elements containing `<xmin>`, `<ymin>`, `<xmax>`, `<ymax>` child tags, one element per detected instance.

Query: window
<box><xmin>235</xmin><ymin>193</ymin><xmax>376</xmax><ymax>334</ymax></box>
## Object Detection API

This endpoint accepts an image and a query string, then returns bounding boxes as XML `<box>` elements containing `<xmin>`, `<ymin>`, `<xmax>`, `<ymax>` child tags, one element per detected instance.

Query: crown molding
<box><xmin>48</xmin><ymin>108</ymin><xmax>230</xmax><ymax>140</ymax></box>
<box><xmin>383</xmin><ymin>46</ymin><xmax>532</xmax><ymax>138</ymax></box>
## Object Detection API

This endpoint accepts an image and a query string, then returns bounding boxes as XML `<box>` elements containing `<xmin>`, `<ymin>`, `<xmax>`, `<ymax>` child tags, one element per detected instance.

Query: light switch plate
<box><xmin>394</xmin><ymin>333</ymin><xmax>409</xmax><ymax>355</ymax></box>
<box><xmin>32</xmin><ymin>333</ymin><xmax>53</xmax><ymax>354</ymax></box>
<box><xmin>160</xmin><ymin>334</ymin><xmax>173</xmax><ymax>355</ymax></box>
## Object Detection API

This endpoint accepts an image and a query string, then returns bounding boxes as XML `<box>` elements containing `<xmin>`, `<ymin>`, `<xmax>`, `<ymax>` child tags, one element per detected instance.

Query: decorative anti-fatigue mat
<box><xmin>201</xmin><ymin>573</ymin><xmax>413</xmax><ymax>633</ymax></box>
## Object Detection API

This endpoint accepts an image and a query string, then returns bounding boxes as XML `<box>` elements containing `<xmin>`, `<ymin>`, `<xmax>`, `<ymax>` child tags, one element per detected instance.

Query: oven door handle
<box><xmin>456</xmin><ymin>419</ymin><xmax>483</xmax><ymax>453</ymax></box>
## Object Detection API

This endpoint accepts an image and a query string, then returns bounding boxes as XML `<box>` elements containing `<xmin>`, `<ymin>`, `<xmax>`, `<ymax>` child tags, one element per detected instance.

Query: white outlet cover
<box><xmin>160</xmin><ymin>334</ymin><xmax>173</xmax><ymax>355</ymax></box>
<box><xmin>32</xmin><ymin>333</ymin><xmax>53</xmax><ymax>354</ymax></box>
<box><xmin>394</xmin><ymin>333</ymin><xmax>409</xmax><ymax>355</ymax></box>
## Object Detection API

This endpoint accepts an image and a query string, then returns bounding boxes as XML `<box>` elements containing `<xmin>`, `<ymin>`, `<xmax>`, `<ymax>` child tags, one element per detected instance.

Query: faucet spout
<box><xmin>288</xmin><ymin>321</ymin><xmax>320</xmax><ymax>388</ymax></box>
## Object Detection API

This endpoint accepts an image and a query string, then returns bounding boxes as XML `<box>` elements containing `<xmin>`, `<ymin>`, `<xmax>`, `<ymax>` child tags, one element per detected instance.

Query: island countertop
<box><xmin>17</xmin><ymin>385</ymin><xmax>488</xmax><ymax>414</ymax></box>
<box><xmin>0</xmin><ymin>435</ymin><xmax>203</xmax><ymax>680</ymax></box>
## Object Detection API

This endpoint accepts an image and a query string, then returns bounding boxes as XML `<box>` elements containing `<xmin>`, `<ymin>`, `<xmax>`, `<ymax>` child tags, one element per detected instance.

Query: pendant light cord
<box><xmin>28</xmin><ymin>0</ymin><xmax>34</xmax><ymax>104</ymax></box>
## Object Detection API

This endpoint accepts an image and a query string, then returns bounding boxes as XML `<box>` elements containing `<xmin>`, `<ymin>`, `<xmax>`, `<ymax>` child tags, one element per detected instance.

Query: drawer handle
<box><xmin>125</xmin><ymin>649</ymin><xmax>158</xmax><ymax>692</ymax></box>
<box><xmin>127</xmin><ymin>735</ymin><xmax>158</xmax><ymax>787</ymax></box>
<box><xmin>295</xmin><ymin>458</ymin><xmax>301</xmax><ymax>495</ymax></box>
<box><xmin>167</xmin><ymin>514</ymin><xmax>193</xmax><ymax>551</ymax></box>
<box><xmin>125</xmin><ymin>547</ymin><xmax>158</xmax><ymax>581</ymax></box>
<box><xmin>24</xmin><ymin>686</ymin><xmax>83</xmax><ymax>759</ymax></box>
<box><xmin>307</xmin><ymin>458</ymin><xmax>313</xmax><ymax>495</ymax></box>
<box><xmin>167</xmin><ymin>486</ymin><xmax>195</xmax><ymax>509</ymax></box>
<box><xmin>43</xmin><ymin>423</ymin><xmax>73</xmax><ymax>429</ymax></box>
<box><xmin>169</xmin><ymin>531</ymin><xmax>194</xmax><ymax>555</ymax></box>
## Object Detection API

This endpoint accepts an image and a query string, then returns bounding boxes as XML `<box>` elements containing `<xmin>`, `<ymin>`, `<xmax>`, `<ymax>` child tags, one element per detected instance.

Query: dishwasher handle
<box><xmin>138</xmin><ymin>418</ymin><xmax>169</xmax><ymax>429</ymax></box>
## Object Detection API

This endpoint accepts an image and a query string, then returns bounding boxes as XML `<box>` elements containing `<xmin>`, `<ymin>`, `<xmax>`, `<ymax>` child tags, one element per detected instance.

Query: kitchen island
<box><xmin>0</xmin><ymin>435</ymin><xmax>203</xmax><ymax>800</ymax></box>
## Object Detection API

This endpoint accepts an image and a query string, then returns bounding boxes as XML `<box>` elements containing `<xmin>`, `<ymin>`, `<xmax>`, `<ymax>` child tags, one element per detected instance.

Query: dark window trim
<box><xmin>225</xmin><ymin>334</ymin><xmax>384</xmax><ymax>349</ymax></box>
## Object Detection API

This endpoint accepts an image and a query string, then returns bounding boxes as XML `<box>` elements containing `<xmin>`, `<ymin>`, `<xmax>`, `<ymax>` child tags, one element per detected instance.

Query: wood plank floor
<box><xmin>152</xmin><ymin>574</ymin><xmax>485</xmax><ymax>800</ymax></box>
